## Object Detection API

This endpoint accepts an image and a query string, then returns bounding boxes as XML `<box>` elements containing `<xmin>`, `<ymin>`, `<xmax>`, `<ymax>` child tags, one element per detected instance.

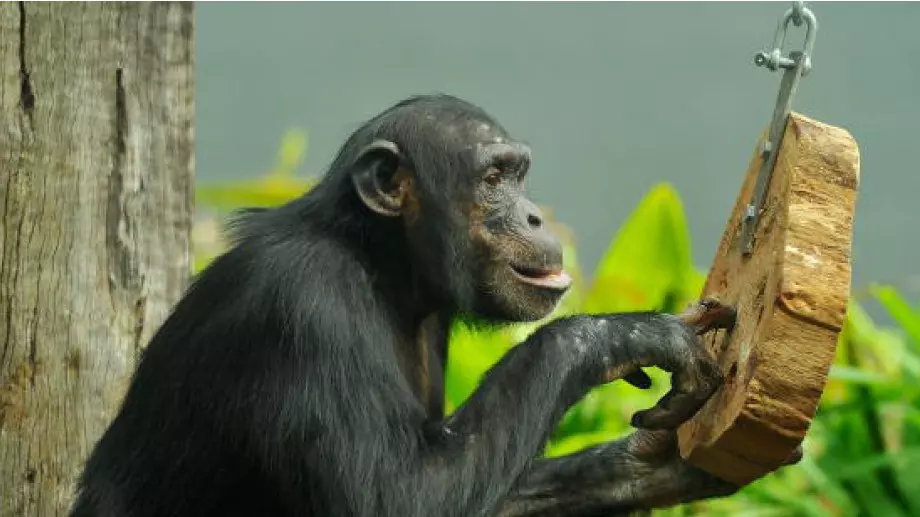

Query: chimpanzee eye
<box><xmin>484</xmin><ymin>168</ymin><xmax>504</xmax><ymax>186</ymax></box>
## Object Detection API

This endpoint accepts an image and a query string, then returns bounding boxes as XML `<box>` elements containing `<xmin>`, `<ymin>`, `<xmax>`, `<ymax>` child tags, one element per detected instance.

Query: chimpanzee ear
<box><xmin>350</xmin><ymin>139</ymin><xmax>407</xmax><ymax>217</ymax></box>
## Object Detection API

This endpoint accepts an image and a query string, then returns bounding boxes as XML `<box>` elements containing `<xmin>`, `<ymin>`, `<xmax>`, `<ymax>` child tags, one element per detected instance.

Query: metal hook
<box><xmin>739</xmin><ymin>1</ymin><xmax>818</xmax><ymax>256</ymax></box>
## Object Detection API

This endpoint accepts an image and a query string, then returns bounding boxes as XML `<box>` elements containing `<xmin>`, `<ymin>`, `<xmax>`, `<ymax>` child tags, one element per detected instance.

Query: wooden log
<box><xmin>676</xmin><ymin>112</ymin><xmax>860</xmax><ymax>487</ymax></box>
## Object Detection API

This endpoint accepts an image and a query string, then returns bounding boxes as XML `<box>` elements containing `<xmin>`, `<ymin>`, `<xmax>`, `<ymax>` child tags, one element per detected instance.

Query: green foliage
<box><xmin>194</xmin><ymin>131</ymin><xmax>920</xmax><ymax>516</ymax></box>
<box><xmin>196</xmin><ymin>128</ymin><xmax>315</xmax><ymax>212</ymax></box>
<box><xmin>583</xmin><ymin>184</ymin><xmax>705</xmax><ymax>315</ymax></box>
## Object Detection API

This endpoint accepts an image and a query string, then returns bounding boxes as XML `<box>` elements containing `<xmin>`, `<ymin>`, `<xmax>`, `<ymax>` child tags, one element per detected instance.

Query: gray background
<box><xmin>196</xmin><ymin>2</ymin><xmax>920</xmax><ymax>302</ymax></box>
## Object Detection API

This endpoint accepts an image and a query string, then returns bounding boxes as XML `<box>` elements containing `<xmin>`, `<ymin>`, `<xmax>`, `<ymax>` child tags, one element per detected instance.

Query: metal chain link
<box><xmin>791</xmin><ymin>0</ymin><xmax>806</xmax><ymax>27</ymax></box>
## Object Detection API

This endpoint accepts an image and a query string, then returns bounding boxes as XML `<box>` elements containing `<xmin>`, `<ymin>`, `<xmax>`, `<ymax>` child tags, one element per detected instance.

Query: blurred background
<box><xmin>197</xmin><ymin>1</ymin><xmax>920</xmax><ymax>305</ymax></box>
<box><xmin>191</xmin><ymin>3</ymin><xmax>920</xmax><ymax>516</ymax></box>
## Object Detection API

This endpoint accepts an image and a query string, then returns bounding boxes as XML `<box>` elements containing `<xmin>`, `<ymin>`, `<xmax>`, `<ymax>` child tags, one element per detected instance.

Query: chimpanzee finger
<box><xmin>630</xmin><ymin>387</ymin><xmax>707</xmax><ymax>429</ymax></box>
<box><xmin>630</xmin><ymin>357</ymin><xmax>722</xmax><ymax>430</ymax></box>
<box><xmin>677</xmin><ymin>299</ymin><xmax>737</xmax><ymax>335</ymax></box>
<box><xmin>601</xmin><ymin>364</ymin><xmax>652</xmax><ymax>389</ymax></box>
<box><xmin>623</xmin><ymin>368</ymin><xmax>653</xmax><ymax>390</ymax></box>
<box><xmin>627</xmin><ymin>301</ymin><xmax>732</xmax><ymax>428</ymax></box>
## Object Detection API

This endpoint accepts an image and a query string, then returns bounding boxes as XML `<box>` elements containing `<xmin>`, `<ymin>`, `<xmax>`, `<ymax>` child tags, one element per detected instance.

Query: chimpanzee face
<box><xmin>349</xmin><ymin>96</ymin><xmax>571</xmax><ymax>322</ymax></box>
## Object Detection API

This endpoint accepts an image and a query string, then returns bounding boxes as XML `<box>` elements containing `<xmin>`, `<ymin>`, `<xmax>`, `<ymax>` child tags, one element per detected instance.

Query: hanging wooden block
<box><xmin>675</xmin><ymin>111</ymin><xmax>860</xmax><ymax>487</ymax></box>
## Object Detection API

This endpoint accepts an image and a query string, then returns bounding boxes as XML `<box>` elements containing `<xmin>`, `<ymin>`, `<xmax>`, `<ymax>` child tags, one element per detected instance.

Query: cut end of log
<box><xmin>676</xmin><ymin>112</ymin><xmax>860</xmax><ymax>487</ymax></box>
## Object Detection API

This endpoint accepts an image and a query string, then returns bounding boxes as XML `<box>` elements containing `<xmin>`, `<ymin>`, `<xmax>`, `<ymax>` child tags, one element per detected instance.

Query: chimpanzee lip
<box><xmin>509</xmin><ymin>263</ymin><xmax>573</xmax><ymax>291</ymax></box>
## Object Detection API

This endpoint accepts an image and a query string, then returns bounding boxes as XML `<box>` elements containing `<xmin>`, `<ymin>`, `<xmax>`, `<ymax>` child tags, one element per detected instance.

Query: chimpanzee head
<box><xmin>343</xmin><ymin>94</ymin><xmax>571</xmax><ymax>322</ymax></box>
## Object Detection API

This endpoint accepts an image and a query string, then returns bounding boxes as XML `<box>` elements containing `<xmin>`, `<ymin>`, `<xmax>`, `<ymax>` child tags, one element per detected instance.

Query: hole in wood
<box><xmin>725</xmin><ymin>362</ymin><xmax>738</xmax><ymax>388</ymax></box>
<box><xmin>756</xmin><ymin>278</ymin><xmax>768</xmax><ymax>323</ymax></box>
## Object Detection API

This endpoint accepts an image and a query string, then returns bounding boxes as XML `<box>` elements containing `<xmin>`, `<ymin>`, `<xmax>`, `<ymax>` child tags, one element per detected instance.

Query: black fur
<box><xmin>70</xmin><ymin>94</ymin><xmax>736</xmax><ymax>517</ymax></box>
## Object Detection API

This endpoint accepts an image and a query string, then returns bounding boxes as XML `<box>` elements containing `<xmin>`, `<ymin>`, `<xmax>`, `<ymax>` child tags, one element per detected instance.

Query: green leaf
<box><xmin>794</xmin><ymin>456</ymin><xmax>856</xmax><ymax>514</ymax></box>
<box><xmin>443</xmin><ymin>322</ymin><xmax>514</xmax><ymax>413</ymax></box>
<box><xmin>870</xmin><ymin>283</ymin><xmax>920</xmax><ymax>348</ymax></box>
<box><xmin>582</xmin><ymin>183</ymin><xmax>700</xmax><ymax>314</ymax></box>
<box><xmin>196</xmin><ymin>175</ymin><xmax>316</xmax><ymax>212</ymax></box>
<box><xmin>274</xmin><ymin>128</ymin><xmax>309</xmax><ymax>176</ymax></box>
<box><xmin>831</xmin><ymin>447</ymin><xmax>920</xmax><ymax>482</ymax></box>
<box><xmin>828</xmin><ymin>365</ymin><xmax>894</xmax><ymax>386</ymax></box>
<box><xmin>196</xmin><ymin>127</ymin><xmax>314</xmax><ymax>212</ymax></box>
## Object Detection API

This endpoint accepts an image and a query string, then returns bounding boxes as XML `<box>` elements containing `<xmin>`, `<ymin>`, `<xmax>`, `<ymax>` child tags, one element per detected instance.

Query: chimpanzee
<box><xmin>69</xmin><ymin>94</ymin><xmax>783</xmax><ymax>517</ymax></box>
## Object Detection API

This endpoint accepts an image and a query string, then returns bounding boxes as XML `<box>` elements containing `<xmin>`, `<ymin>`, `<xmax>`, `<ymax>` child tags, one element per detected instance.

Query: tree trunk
<box><xmin>0</xmin><ymin>3</ymin><xmax>194</xmax><ymax>515</ymax></box>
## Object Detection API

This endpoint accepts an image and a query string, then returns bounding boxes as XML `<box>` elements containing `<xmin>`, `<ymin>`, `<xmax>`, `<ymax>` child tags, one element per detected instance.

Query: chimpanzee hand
<box><xmin>502</xmin><ymin>300</ymin><xmax>802</xmax><ymax>516</ymax></box>
<box><xmin>545</xmin><ymin>298</ymin><xmax>735</xmax><ymax>431</ymax></box>
<box><xmin>607</xmin><ymin>299</ymin><xmax>739</xmax><ymax>505</ymax></box>
<box><xmin>612</xmin><ymin>427</ymin><xmax>804</xmax><ymax>509</ymax></box>
<box><xmin>502</xmin><ymin>420</ymin><xmax>804</xmax><ymax>517</ymax></box>
<box><xmin>617</xmin><ymin>298</ymin><xmax>737</xmax><ymax>430</ymax></box>
<box><xmin>609</xmin><ymin>299</ymin><xmax>802</xmax><ymax>507</ymax></box>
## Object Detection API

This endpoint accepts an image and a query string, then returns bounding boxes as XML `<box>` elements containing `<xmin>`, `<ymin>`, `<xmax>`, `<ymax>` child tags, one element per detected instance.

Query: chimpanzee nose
<box><xmin>527</xmin><ymin>212</ymin><xmax>543</xmax><ymax>229</ymax></box>
<box><xmin>518</xmin><ymin>198</ymin><xmax>546</xmax><ymax>230</ymax></box>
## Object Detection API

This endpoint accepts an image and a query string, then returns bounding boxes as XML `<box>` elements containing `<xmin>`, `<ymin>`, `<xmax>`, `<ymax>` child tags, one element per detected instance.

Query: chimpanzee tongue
<box><xmin>531</xmin><ymin>269</ymin><xmax>572</xmax><ymax>289</ymax></box>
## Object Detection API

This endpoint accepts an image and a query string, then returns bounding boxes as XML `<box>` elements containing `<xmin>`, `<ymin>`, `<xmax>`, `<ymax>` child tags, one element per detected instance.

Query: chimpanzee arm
<box><xmin>255</xmin><ymin>309</ymin><xmax>721</xmax><ymax>517</ymax></box>
<box><xmin>500</xmin><ymin>430</ymin><xmax>806</xmax><ymax>516</ymax></box>
<box><xmin>498</xmin><ymin>432</ymin><xmax>738</xmax><ymax>517</ymax></box>
<box><xmin>494</xmin><ymin>301</ymin><xmax>758</xmax><ymax>517</ymax></box>
<box><xmin>431</xmin><ymin>307</ymin><xmax>729</xmax><ymax>516</ymax></box>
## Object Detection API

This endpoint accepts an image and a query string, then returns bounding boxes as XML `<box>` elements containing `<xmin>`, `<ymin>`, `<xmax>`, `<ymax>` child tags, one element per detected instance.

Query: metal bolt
<box><xmin>745</xmin><ymin>204</ymin><xmax>757</xmax><ymax>219</ymax></box>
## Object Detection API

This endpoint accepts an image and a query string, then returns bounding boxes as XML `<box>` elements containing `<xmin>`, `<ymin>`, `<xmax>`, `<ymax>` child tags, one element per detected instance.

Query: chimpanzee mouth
<box><xmin>509</xmin><ymin>264</ymin><xmax>573</xmax><ymax>291</ymax></box>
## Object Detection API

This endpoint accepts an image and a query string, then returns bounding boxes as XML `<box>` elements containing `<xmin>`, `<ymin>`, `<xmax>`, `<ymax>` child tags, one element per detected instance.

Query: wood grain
<box><xmin>0</xmin><ymin>4</ymin><xmax>194</xmax><ymax>515</ymax></box>
<box><xmin>676</xmin><ymin>112</ymin><xmax>860</xmax><ymax>487</ymax></box>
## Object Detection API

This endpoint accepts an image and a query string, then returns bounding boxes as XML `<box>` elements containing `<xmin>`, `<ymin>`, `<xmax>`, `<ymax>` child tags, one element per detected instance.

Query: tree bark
<box><xmin>0</xmin><ymin>3</ymin><xmax>194</xmax><ymax>515</ymax></box>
